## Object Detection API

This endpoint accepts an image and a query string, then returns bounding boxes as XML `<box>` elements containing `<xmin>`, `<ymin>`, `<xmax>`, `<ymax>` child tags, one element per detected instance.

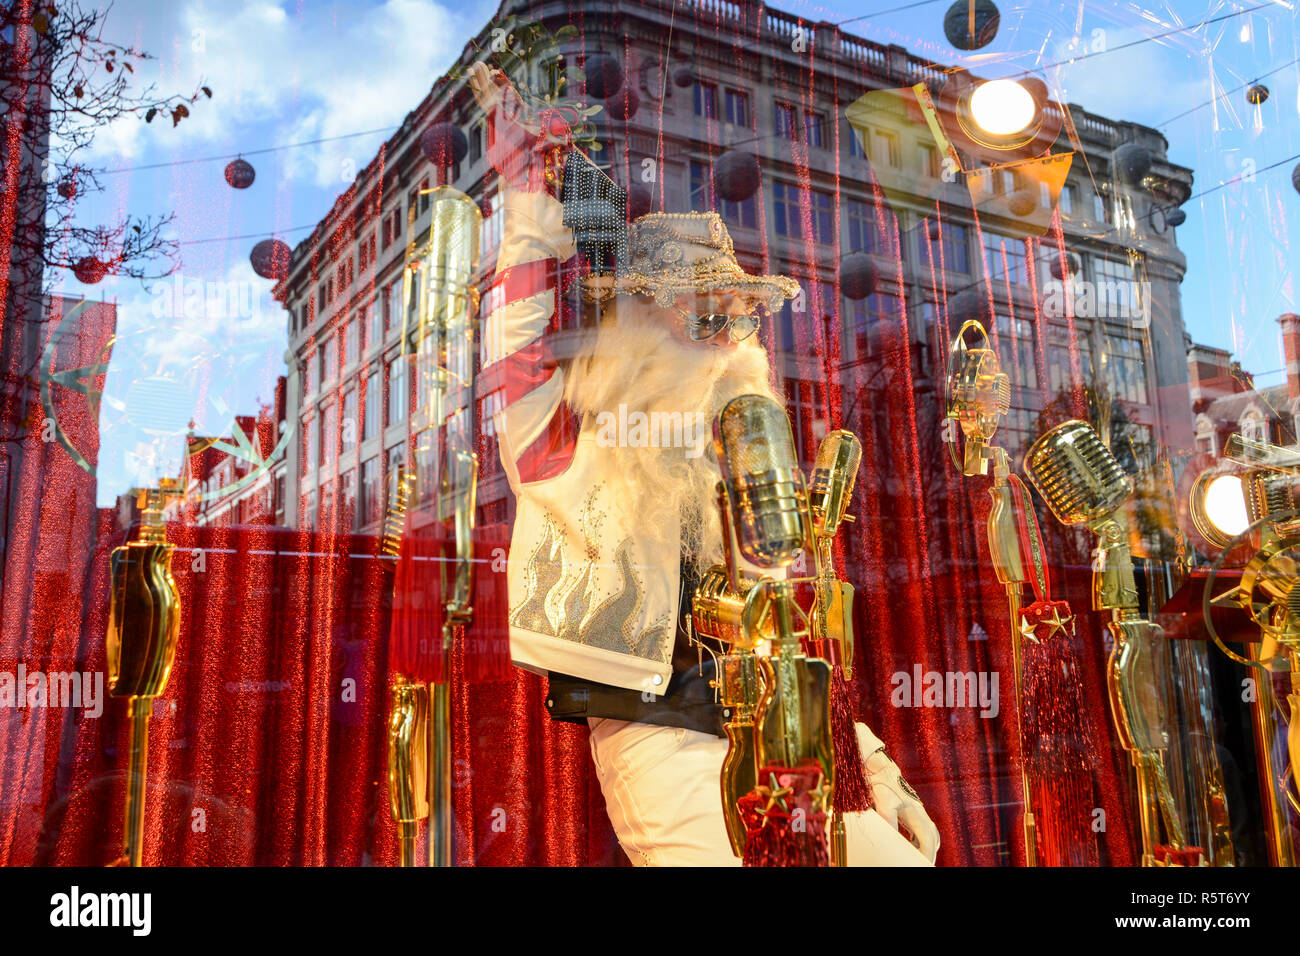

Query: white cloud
<box><xmin>89</xmin><ymin>0</ymin><xmax>489</xmax><ymax>185</ymax></box>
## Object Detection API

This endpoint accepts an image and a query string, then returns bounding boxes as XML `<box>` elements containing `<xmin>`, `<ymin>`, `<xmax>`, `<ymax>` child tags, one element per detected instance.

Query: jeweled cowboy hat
<box><xmin>584</xmin><ymin>211</ymin><xmax>800</xmax><ymax>311</ymax></box>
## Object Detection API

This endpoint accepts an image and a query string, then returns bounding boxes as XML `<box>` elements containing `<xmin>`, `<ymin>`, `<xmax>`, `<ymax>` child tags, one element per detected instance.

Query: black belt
<box><xmin>545</xmin><ymin>658</ymin><xmax>727</xmax><ymax>737</ymax></box>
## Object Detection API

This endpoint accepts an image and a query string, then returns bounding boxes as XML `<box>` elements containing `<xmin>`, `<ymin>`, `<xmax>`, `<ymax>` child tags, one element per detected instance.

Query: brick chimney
<box><xmin>1280</xmin><ymin>313</ymin><xmax>1300</xmax><ymax>402</ymax></box>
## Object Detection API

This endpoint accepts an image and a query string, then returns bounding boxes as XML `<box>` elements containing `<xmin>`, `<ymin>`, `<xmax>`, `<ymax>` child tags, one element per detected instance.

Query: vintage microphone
<box><xmin>714</xmin><ymin>394</ymin><xmax>834</xmax><ymax>866</ymax></box>
<box><xmin>1025</xmin><ymin>420</ymin><xmax>1200</xmax><ymax>866</ymax></box>
<box><xmin>386</xmin><ymin>186</ymin><xmax>481</xmax><ymax>867</ymax></box>
<box><xmin>106</xmin><ymin>480</ymin><xmax>182</xmax><ymax>867</ymax></box>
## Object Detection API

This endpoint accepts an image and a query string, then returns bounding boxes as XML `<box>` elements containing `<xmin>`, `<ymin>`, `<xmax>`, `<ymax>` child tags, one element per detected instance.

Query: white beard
<box><xmin>563</xmin><ymin>297</ymin><xmax>781</xmax><ymax>571</ymax></box>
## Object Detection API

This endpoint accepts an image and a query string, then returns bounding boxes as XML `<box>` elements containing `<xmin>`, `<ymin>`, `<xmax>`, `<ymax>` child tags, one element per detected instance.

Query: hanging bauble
<box><xmin>927</xmin><ymin>219</ymin><xmax>941</xmax><ymax>241</ymax></box>
<box><xmin>478</xmin><ymin>196</ymin><xmax>493</xmax><ymax>219</ymax></box>
<box><xmin>56</xmin><ymin>176</ymin><xmax>76</xmax><ymax>200</ymax></box>
<box><xmin>224</xmin><ymin>158</ymin><xmax>256</xmax><ymax>189</ymax></box>
<box><xmin>73</xmin><ymin>256</ymin><xmax>106</xmax><ymax>284</ymax></box>
<box><xmin>1246</xmin><ymin>84</ymin><xmax>1269</xmax><ymax>105</ymax></box>
<box><xmin>1292</xmin><ymin>161</ymin><xmax>1300</xmax><ymax>194</ymax></box>
<box><xmin>583</xmin><ymin>54</ymin><xmax>623</xmax><ymax>100</ymax></box>
<box><xmin>672</xmin><ymin>66</ymin><xmax>696</xmax><ymax>88</ymax></box>
<box><xmin>840</xmin><ymin>253</ymin><xmax>878</xmax><ymax>301</ymax></box>
<box><xmin>943</xmin><ymin>0</ymin><xmax>1000</xmax><ymax>51</ymax></box>
<box><xmin>608</xmin><ymin>85</ymin><xmax>640</xmax><ymax>121</ymax></box>
<box><xmin>1166</xmin><ymin>207</ymin><xmax>1186</xmax><ymax>227</ymax></box>
<box><xmin>249</xmin><ymin>238</ymin><xmax>292</xmax><ymax>280</ymax></box>
<box><xmin>714</xmin><ymin>150</ymin><xmax>760</xmax><ymax>203</ymax></box>
<box><xmin>1008</xmin><ymin>191</ymin><xmax>1037</xmax><ymax>216</ymax></box>
<box><xmin>948</xmin><ymin>287</ymin><xmax>992</xmax><ymax>324</ymax></box>
<box><xmin>626</xmin><ymin>182</ymin><xmax>653</xmax><ymax>221</ymax></box>
<box><xmin>1113</xmin><ymin>142</ymin><xmax>1151</xmax><ymax>186</ymax></box>
<box><xmin>1048</xmin><ymin>251</ymin><xmax>1081</xmax><ymax>281</ymax></box>
<box><xmin>420</xmin><ymin>123</ymin><xmax>468</xmax><ymax>167</ymax></box>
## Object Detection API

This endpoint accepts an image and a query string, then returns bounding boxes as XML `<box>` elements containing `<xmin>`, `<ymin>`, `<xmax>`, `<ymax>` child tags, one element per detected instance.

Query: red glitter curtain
<box><xmin>0</xmin><ymin>4</ymin><xmax>1142</xmax><ymax>867</ymax></box>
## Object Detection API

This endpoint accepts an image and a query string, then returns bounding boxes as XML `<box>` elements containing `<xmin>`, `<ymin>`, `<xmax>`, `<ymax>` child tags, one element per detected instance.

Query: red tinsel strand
<box><xmin>830</xmin><ymin>667</ymin><xmax>872</xmax><ymax>812</ymax></box>
<box><xmin>1021</xmin><ymin>634</ymin><xmax>1101</xmax><ymax>866</ymax></box>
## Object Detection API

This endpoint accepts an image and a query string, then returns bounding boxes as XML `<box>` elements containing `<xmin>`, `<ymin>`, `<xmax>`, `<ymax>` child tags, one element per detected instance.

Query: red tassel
<box><xmin>738</xmin><ymin>763</ymin><xmax>831</xmax><ymax>867</ymax></box>
<box><xmin>1021</xmin><ymin>632</ymin><xmax>1100</xmax><ymax>866</ymax></box>
<box><xmin>830</xmin><ymin>667</ymin><xmax>872</xmax><ymax>812</ymax></box>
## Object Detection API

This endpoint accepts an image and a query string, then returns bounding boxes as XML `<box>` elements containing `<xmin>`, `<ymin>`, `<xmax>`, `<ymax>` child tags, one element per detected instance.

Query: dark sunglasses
<box><xmin>672</xmin><ymin>307</ymin><xmax>762</xmax><ymax>343</ymax></box>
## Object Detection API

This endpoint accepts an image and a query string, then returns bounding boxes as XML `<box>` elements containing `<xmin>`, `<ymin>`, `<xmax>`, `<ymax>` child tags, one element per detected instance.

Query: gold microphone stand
<box><xmin>1026</xmin><ymin>420</ymin><xmax>1194</xmax><ymax>866</ymax></box>
<box><xmin>106</xmin><ymin>479</ymin><xmax>182</xmax><ymax>867</ymax></box>
<box><xmin>386</xmin><ymin>186</ymin><xmax>482</xmax><ymax>867</ymax></box>
<box><xmin>944</xmin><ymin>320</ymin><xmax>1038</xmax><ymax>866</ymax></box>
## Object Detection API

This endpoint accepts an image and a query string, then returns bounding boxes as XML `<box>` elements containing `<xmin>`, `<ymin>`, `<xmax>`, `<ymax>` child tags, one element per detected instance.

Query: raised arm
<box><xmin>471</xmin><ymin>63</ymin><xmax>580</xmax><ymax>488</ymax></box>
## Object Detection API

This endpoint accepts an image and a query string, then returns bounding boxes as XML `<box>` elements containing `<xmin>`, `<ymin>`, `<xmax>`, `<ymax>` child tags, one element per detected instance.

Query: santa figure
<box><xmin>470</xmin><ymin>62</ymin><xmax>938</xmax><ymax>866</ymax></box>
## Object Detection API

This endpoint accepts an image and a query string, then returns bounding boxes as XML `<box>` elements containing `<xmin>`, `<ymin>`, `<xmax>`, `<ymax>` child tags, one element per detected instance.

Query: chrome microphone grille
<box><xmin>1024</xmin><ymin>419</ymin><xmax>1133</xmax><ymax>525</ymax></box>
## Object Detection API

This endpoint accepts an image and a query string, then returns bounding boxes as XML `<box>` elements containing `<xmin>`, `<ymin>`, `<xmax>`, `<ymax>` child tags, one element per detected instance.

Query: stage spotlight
<box><xmin>970</xmin><ymin>79</ymin><xmax>1034</xmax><ymax>136</ymax></box>
<box><xmin>1190</xmin><ymin>471</ymin><xmax>1249</xmax><ymax>549</ymax></box>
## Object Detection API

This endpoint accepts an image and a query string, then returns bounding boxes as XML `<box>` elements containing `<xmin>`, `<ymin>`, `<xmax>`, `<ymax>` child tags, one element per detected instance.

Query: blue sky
<box><xmin>55</xmin><ymin>0</ymin><xmax>1300</xmax><ymax>505</ymax></box>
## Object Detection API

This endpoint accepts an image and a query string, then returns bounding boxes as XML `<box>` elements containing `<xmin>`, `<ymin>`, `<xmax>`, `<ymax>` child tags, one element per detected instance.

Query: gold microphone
<box><xmin>387</xmin><ymin>186</ymin><xmax>482</xmax><ymax>867</ymax></box>
<box><xmin>714</xmin><ymin>395</ymin><xmax>834</xmax><ymax>865</ymax></box>
<box><xmin>106</xmin><ymin>480</ymin><xmax>182</xmax><ymax>867</ymax></box>
<box><xmin>1025</xmin><ymin>420</ymin><xmax>1195</xmax><ymax>866</ymax></box>
<box><xmin>808</xmin><ymin>431</ymin><xmax>861</xmax><ymax>678</ymax></box>
<box><xmin>946</xmin><ymin>320</ymin><xmax>1011</xmax><ymax>477</ymax></box>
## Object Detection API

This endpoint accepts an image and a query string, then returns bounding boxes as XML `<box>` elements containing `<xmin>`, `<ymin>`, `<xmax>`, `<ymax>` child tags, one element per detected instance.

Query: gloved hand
<box><xmin>855</xmin><ymin>722</ymin><xmax>940</xmax><ymax>863</ymax></box>
<box><xmin>467</xmin><ymin>62</ymin><xmax>570</xmax><ymax>192</ymax></box>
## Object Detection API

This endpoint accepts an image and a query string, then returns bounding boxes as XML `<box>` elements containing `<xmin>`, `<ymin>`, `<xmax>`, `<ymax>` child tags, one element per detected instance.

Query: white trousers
<box><xmin>588</xmin><ymin>717</ymin><xmax>933</xmax><ymax>867</ymax></box>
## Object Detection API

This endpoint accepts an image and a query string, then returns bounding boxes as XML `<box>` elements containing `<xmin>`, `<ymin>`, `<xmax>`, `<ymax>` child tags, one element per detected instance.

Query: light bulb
<box><xmin>969</xmin><ymin>79</ymin><xmax>1036</xmax><ymax>136</ymax></box>
<box><xmin>1202</xmin><ymin>474</ymin><xmax>1249</xmax><ymax>538</ymax></box>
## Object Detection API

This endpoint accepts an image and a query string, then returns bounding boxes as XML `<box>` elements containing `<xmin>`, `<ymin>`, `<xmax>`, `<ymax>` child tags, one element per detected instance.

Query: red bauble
<box><xmin>714</xmin><ymin>150</ymin><xmax>761</xmax><ymax>203</ymax></box>
<box><xmin>250</xmin><ymin>238</ymin><xmax>292</xmax><ymax>280</ymax></box>
<box><xmin>420</xmin><ymin>123</ymin><xmax>468</xmax><ymax>167</ymax></box>
<box><xmin>626</xmin><ymin>182</ymin><xmax>653</xmax><ymax>221</ymax></box>
<box><xmin>583</xmin><ymin>53</ymin><xmax>623</xmax><ymax>99</ymax></box>
<box><xmin>73</xmin><ymin>256</ymin><xmax>107</xmax><ymax>284</ymax></box>
<box><xmin>224</xmin><ymin>158</ymin><xmax>256</xmax><ymax>189</ymax></box>
<box><xmin>608</xmin><ymin>86</ymin><xmax>639</xmax><ymax>121</ymax></box>
<box><xmin>839</xmin><ymin>252</ymin><xmax>877</xmax><ymax>301</ymax></box>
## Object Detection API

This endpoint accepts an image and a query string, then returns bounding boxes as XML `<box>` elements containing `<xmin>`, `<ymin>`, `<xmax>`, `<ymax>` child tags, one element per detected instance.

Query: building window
<box><xmin>993</xmin><ymin>314</ymin><xmax>1038</xmax><ymax>390</ymax></box>
<box><xmin>1092</xmin><ymin>257</ymin><xmax>1142</xmax><ymax>322</ymax></box>
<box><xmin>387</xmin><ymin>444</ymin><xmax>407</xmax><ymax>510</ymax></box>
<box><xmin>301</xmin><ymin>489</ymin><xmax>316</xmax><ymax>530</ymax></box>
<box><xmin>926</xmin><ymin>222</ymin><xmax>969</xmax><ymax>273</ymax></box>
<box><xmin>319</xmin><ymin>336</ymin><xmax>337</xmax><ymax>385</ymax></box>
<box><xmin>304</xmin><ymin>352</ymin><xmax>318</xmax><ymax>398</ymax></box>
<box><xmin>693</xmin><ymin>81</ymin><xmax>718</xmax><ymax>119</ymax></box>
<box><xmin>775</xmin><ymin>102</ymin><xmax>798</xmax><ymax>140</ymax></box>
<box><xmin>772</xmin><ymin>182</ymin><xmax>833</xmax><ymax>243</ymax></box>
<box><xmin>724</xmin><ymin>89</ymin><xmax>749</xmax><ymax>127</ymax></box>
<box><xmin>842</xmin><ymin>292</ymin><xmax>896</xmax><ymax>360</ymax></box>
<box><xmin>916</xmin><ymin>142</ymin><xmax>940</xmax><ymax>178</ymax></box>
<box><xmin>360</xmin><ymin>456</ymin><xmax>381</xmax><ymax>526</ymax></box>
<box><xmin>345</xmin><ymin>318</ymin><xmax>359</xmax><ymax>366</ymax></box>
<box><xmin>480</xmin><ymin>195</ymin><xmax>504</xmax><ymax>255</ymax></box>
<box><xmin>981</xmin><ymin>232</ymin><xmax>1026</xmax><ymax>286</ymax></box>
<box><xmin>388</xmin><ymin>355</ymin><xmax>408</xmax><ymax>425</ymax></box>
<box><xmin>339</xmin><ymin>469</ymin><xmax>356</xmax><ymax>531</ymax></box>
<box><xmin>1047</xmin><ymin>326</ymin><xmax>1094</xmax><ymax>397</ymax></box>
<box><xmin>341</xmin><ymin>389</ymin><xmax>357</xmax><ymax>453</ymax></box>
<box><xmin>363</xmin><ymin>370</ymin><xmax>380</xmax><ymax>440</ymax></box>
<box><xmin>303</xmin><ymin>416</ymin><xmax>318</xmax><ymax>475</ymax></box>
<box><xmin>320</xmin><ymin>403</ymin><xmax>337</xmax><ymax>465</ymax></box>
<box><xmin>872</xmin><ymin>129</ymin><xmax>900</xmax><ymax>167</ymax></box>
<box><xmin>845</xmin><ymin>198</ymin><xmax>875</xmax><ymax>254</ymax></box>
<box><xmin>847</xmin><ymin>123</ymin><xmax>867</xmax><ymax>159</ymax></box>
<box><xmin>689</xmin><ymin>161</ymin><xmax>756</xmax><ymax>229</ymax></box>
<box><xmin>1103</xmin><ymin>337</ymin><xmax>1148</xmax><ymax>405</ymax></box>
<box><xmin>384</xmin><ymin>279</ymin><xmax>401</xmax><ymax>334</ymax></box>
